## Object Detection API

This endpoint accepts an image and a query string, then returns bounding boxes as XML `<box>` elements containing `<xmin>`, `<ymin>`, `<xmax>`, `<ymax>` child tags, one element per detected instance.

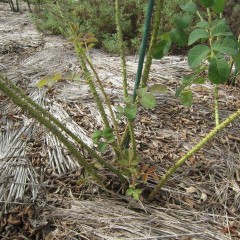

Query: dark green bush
<box><xmin>31</xmin><ymin>0</ymin><xmax>239</xmax><ymax>54</ymax></box>
<box><xmin>32</xmin><ymin>0</ymin><xmax>147</xmax><ymax>53</ymax></box>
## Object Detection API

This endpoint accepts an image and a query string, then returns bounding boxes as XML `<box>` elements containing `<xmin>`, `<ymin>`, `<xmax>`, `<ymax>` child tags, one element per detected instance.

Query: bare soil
<box><xmin>0</xmin><ymin>2</ymin><xmax>240</xmax><ymax>240</ymax></box>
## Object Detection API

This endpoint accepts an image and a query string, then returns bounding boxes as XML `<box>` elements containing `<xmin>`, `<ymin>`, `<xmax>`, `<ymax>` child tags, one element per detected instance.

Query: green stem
<box><xmin>16</xmin><ymin>0</ymin><xmax>19</xmax><ymax>11</ymax></box>
<box><xmin>147</xmin><ymin>108</ymin><xmax>240</xmax><ymax>201</ymax></box>
<box><xmin>8</xmin><ymin>0</ymin><xmax>15</xmax><ymax>11</ymax></box>
<box><xmin>78</xmin><ymin>52</ymin><xmax>110</xmax><ymax>129</ymax></box>
<box><xmin>80</xmin><ymin>49</ymin><xmax>122</xmax><ymax>147</ymax></box>
<box><xmin>207</xmin><ymin>8</ymin><xmax>220</xmax><ymax>127</ymax></box>
<box><xmin>196</xmin><ymin>10</ymin><xmax>204</xmax><ymax>22</ymax></box>
<box><xmin>74</xmin><ymin>44</ymin><xmax>123</xmax><ymax>159</ymax></box>
<box><xmin>1</xmin><ymin>76</ymin><xmax>126</xmax><ymax>183</ymax></box>
<box><xmin>141</xmin><ymin>0</ymin><xmax>163</xmax><ymax>87</ymax></box>
<box><xmin>214</xmin><ymin>84</ymin><xmax>219</xmax><ymax>126</ymax></box>
<box><xmin>0</xmin><ymin>77</ymin><xmax>102</xmax><ymax>182</ymax></box>
<box><xmin>115</xmin><ymin>0</ymin><xmax>128</xmax><ymax>98</ymax></box>
<box><xmin>114</xmin><ymin>0</ymin><xmax>137</xmax><ymax>153</ymax></box>
<box><xmin>128</xmin><ymin>121</ymin><xmax>137</xmax><ymax>158</ymax></box>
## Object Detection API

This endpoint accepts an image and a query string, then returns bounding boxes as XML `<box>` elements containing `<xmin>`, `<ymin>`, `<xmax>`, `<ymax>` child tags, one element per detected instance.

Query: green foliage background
<box><xmin>31</xmin><ymin>0</ymin><xmax>240</xmax><ymax>53</ymax></box>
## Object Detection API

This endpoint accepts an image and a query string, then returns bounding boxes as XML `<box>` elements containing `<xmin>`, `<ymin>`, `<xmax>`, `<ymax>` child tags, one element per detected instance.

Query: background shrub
<box><xmin>32</xmin><ymin>0</ymin><xmax>240</xmax><ymax>54</ymax></box>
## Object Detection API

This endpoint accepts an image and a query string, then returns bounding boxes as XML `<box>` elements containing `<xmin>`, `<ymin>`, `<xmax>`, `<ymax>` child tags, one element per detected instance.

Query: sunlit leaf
<box><xmin>124</xmin><ymin>104</ymin><xmax>138</xmax><ymax>120</ymax></box>
<box><xmin>124</xmin><ymin>95</ymin><xmax>133</xmax><ymax>105</ymax></box>
<box><xmin>175</xmin><ymin>86</ymin><xmax>184</xmax><ymax>97</ymax></box>
<box><xmin>126</xmin><ymin>188</ymin><xmax>134</xmax><ymax>196</ymax></box>
<box><xmin>36</xmin><ymin>73</ymin><xmax>62</xmax><ymax>88</ymax></box>
<box><xmin>130</xmin><ymin>156</ymin><xmax>141</xmax><ymax>166</ymax></box>
<box><xmin>149</xmin><ymin>84</ymin><xmax>168</xmax><ymax>93</ymax></box>
<box><xmin>180</xmin><ymin>91</ymin><xmax>193</xmax><ymax>107</ymax></box>
<box><xmin>192</xmin><ymin>77</ymin><xmax>206</xmax><ymax>84</ymax></box>
<box><xmin>119</xmin><ymin>159</ymin><xmax>130</xmax><ymax>167</ymax></box>
<box><xmin>133</xmin><ymin>190</ymin><xmax>141</xmax><ymax>200</ymax></box>
<box><xmin>139</xmin><ymin>93</ymin><xmax>156</xmax><ymax>109</ymax></box>
<box><xmin>116</xmin><ymin>105</ymin><xmax>124</xmax><ymax>119</ymax></box>
<box><xmin>181</xmin><ymin>74</ymin><xmax>195</xmax><ymax>87</ymax></box>
<box><xmin>137</xmin><ymin>87</ymin><xmax>148</xmax><ymax>97</ymax></box>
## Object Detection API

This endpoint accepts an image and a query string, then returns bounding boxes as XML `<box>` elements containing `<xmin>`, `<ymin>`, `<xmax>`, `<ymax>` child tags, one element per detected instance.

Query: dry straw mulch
<box><xmin>0</xmin><ymin>2</ymin><xmax>240</xmax><ymax>239</ymax></box>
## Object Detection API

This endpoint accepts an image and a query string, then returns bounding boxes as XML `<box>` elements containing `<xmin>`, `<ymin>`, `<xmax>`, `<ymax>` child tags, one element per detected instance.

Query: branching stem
<box><xmin>148</xmin><ymin>109</ymin><xmax>240</xmax><ymax>201</ymax></box>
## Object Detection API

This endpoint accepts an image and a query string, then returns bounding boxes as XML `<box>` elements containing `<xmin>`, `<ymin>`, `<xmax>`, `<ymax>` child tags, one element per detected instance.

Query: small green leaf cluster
<box><xmin>153</xmin><ymin>0</ymin><xmax>240</xmax><ymax>107</ymax></box>
<box><xmin>137</xmin><ymin>84</ymin><xmax>168</xmax><ymax>108</ymax></box>
<box><xmin>126</xmin><ymin>187</ymin><xmax>142</xmax><ymax>200</ymax></box>
<box><xmin>116</xmin><ymin>84</ymin><xmax>167</xmax><ymax>121</ymax></box>
<box><xmin>91</xmin><ymin>128</ymin><xmax>115</xmax><ymax>153</ymax></box>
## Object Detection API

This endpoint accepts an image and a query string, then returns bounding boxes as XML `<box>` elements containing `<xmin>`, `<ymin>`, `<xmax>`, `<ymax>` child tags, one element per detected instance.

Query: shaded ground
<box><xmin>0</xmin><ymin>2</ymin><xmax>240</xmax><ymax>239</ymax></box>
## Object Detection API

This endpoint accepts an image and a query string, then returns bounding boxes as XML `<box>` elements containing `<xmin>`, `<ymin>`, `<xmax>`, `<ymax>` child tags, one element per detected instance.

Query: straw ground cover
<box><xmin>0</xmin><ymin>1</ymin><xmax>240</xmax><ymax>239</ymax></box>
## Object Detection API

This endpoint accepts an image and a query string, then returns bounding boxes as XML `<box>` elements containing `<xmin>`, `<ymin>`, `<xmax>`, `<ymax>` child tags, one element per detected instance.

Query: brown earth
<box><xmin>0</xmin><ymin>2</ymin><xmax>240</xmax><ymax>240</ymax></box>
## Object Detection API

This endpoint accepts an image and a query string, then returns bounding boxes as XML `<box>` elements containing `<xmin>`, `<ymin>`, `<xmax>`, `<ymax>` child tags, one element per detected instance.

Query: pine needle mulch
<box><xmin>0</xmin><ymin>2</ymin><xmax>240</xmax><ymax>239</ymax></box>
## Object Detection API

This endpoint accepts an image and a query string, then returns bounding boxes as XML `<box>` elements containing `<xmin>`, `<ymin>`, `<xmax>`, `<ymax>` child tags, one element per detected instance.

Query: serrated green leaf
<box><xmin>133</xmin><ymin>191</ymin><xmax>141</xmax><ymax>200</ymax></box>
<box><xmin>98</xmin><ymin>142</ymin><xmax>108</xmax><ymax>153</ymax></box>
<box><xmin>124</xmin><ymin>95</ymin><xmax>133</xmax><ymax>105</ymax></box>
<box><xmin>208</xmin><ymin>57</ymin><xmax>230</xmax><ymax>84</ymax></box>
<box><xmin>212</xmin><ymin>0</ymin><xmax>225</xmax><ymax>13</ymax></box>
<box><xmin>124</xmin><ymin>104</ymin><xmax>138</xmax><ymax>120</ymax></box>
<box><xmin>181</xmin><ymin>74</ymin><xmax>195</xmax><ymax>87</ymax></box>
<box><xmin>180</xmin><ymin>91</ymin><xmax>193</xmax><ymax>107</ymax></box>
<box><xmin>179</xmin><ymin>2</ymin><xmax>197</xmax><ymax>14</ymax></box>
<box><xmin>116</xmin><ymin>106</ymin><xmax>124</xmax><ymax>113</ymax></box>
<box><xmin>72</xmin><ymin>73</ymin><xmax>81</xmax><ymax>81</ymax></box>
<box><xmin>93</xmin><ymin>162</ymin><xmax>103</xmax><ymax>169</ymax></box>
<box><xmin>232</xmin><ymin>51</ymin><xmax>240</xmax><ymax>71</ymax></box>
<box><xmin>102</xmin><ymin>127</ymin><xmax>113</xmax><ymax>141</ymax></box>
<box><xmin>192</xmin><ymin>77</ymin><xmax>206</xmax><ymax>84</ymax></box>
<box><xmin>188</xmin><ymin>29</ymin><xmax>209</xmax><ymax>45</ymax></box>
<box><xmin>152</xmin><ymin>39</ymin><xmax>172</xmax><ymax>59</ymax></box>
<box><xmin>139</xmin><ymin>93</ymin><xmax>156</xmax><ymax>109</ymax></box>
<box><xmin>130</xmin><ymin>156</ymin><xmax>141</xmax><ymax>166</ymax></box>
<box><xmin>92</xmin><ymin>130</ymin><xmax>102</xmax><ymax>144</ymax></box>
<box><xmin>175</xmin><ymin>86</ymin><xmax>184</xmax><ymax>97</ymax></box>
<box><xmin>126</xmin><ymin>188</ymin><xmax>134</xmax><ymax>196</ymax></box>
<box><xmin>137</xmin><ymin>87</ymin><xmax>148</xmax><ymax>98</ymax></box>
<box><xmin>36</xmin><ymin>73</ymin><xmax>62</xmax><ymax>88</ymax></box>
<box><xmin>211</xmin><ymin>19</ymin><xmax>233</xmax><ymax>37</ymax></box>
<box><xmin>115</xmin><ymin>105</ymin><xmax>124</xmax><ymax>119</ymax></box>
<box><xmin>102</xmin><ymin>128</ymin><xmax>115</xmax><ymax>143</ymax></box>
<box><xmin>200</xmin><ymin>0</ymin><xmax>215</xmax><ymax>7</ymax></box>
<box><xmin>149</xmin><ymin>84</ymin><xmax>167</xmax><ymax>93</ymax></box>
<box><xmin>174</xmin><ymin>14</ymin><xmax>191</xmax><ymax>29</ymax></box>
<box><xmin>188</xmin><ymin>44</ymin><xmax>210</xmax><ymax>69</ymax></box>
<box><xmin>212</xmin><ymin>38</ymin><xmax>238</xmax><ymax>56</ymax></box>
<box><xmin>170</xmin><ymin>28</ymin><xmax>188</xmax><ymax>47</ymax></box>
<box><xmin>119</xmin><ymin>159</ymin><xmax>130</xmax><ymax>167</ymax></box>
<box><xmin>161</xmin><ymin>32</ymin><xmax>171</xmax><ymax>41</ymax></box>
<box><xmin>196</xmin><ymin>21</ymin><xmax>209</xmax><ymax>29</ymax></box>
